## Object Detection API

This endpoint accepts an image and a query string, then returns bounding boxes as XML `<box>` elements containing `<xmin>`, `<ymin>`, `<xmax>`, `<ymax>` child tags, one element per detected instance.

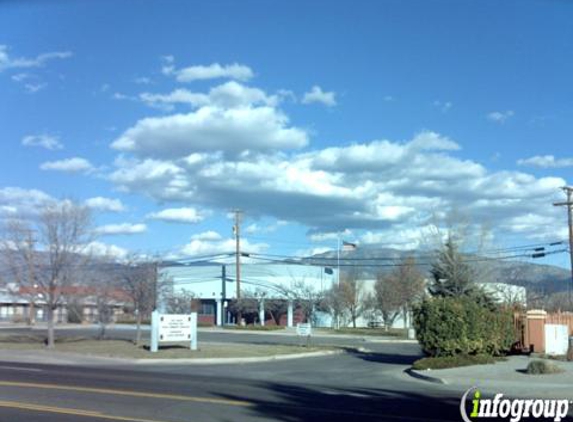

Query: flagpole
<box><xmin>337</xmin><ymin>231</ymin><xmax>340</xmax><ymax>330</ymax></box>
<box><xmin>337</xmin><ymin>232</ymin><xmax>340</xmax><ymax>288</ymax></box>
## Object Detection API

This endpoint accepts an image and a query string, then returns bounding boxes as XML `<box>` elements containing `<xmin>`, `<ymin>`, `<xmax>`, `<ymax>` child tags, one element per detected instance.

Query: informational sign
<box><xmin>159</xmin><ymin>314</ymin><xmax>192</xmax><ymax>342</ymax></box>
<box><xmin>150</xmin><ymin>311</ymin><xmax>197</xmax><ymax>353</ymax></box>
<box><xmin>296</xmin><ymin>322</ymin><xmax>312</xmax><ymax>337</ymax></box>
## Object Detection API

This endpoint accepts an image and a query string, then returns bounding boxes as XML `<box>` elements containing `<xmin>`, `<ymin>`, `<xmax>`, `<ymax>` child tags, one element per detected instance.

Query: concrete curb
<box><xmin>0</xmin><ymin>347</ymin><xmax>344</xmax><ymax>367</ymax></box>
<box><xmin>404</xmin><ymin>367</ymin><xmax>448</xmax><ymax>385</ymax></box>
<box><xmin>133</xmin><ymin>349</ymin><xmax>343</xmax><ymax>365</ymax></box>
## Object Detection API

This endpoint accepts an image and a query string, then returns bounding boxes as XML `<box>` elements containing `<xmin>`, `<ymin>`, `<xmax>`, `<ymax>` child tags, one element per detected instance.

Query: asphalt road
<box><xmin>0</xmin><ymin>326</ymin><xmax>473</xmax><ymax>422</ymax></box>
<box><xmin>0</xmin><ymin>347</ymin><xmax>466</xmax><ymax>422</ymax></box>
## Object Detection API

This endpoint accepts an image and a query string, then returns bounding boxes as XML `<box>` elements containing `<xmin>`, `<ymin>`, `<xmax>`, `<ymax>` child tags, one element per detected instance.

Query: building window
<box><xmin>200</xmin><ymin>302</ymin><xmax>215</xmax><ymax>315</ymax></box>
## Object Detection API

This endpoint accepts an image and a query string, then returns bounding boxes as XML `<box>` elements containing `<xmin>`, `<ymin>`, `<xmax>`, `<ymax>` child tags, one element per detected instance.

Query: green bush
<box><xmin>526</xmin><ymin>360</ymin><xmax>564</xmax><ymax>375</ymax></box>
<box><xmin>412</xmin><ymin>354</ymin><xmax>497</xmax><ymax>370</ymax></box>
<box><xmin>413</xmin><ymin>296</ymin><xmax>516</xmax><ymax>357</ymax></box>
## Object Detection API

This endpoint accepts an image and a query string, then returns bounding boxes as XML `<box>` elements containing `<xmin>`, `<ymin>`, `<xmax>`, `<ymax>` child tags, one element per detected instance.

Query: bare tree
<box><xmin>324</xmin><ymin>283</ymin><xmax>347</xmax><ymax>328</ymax></box>
<box><xmin>374</xmin><ymin>258</ymin><xmax>425</xmax><ymax>330</ymax></box>
<box><xmin>0</xmin><ymin>201</ymin><xmax>93</xmax><ymax>348</ymax></box>
<box><xmin>374</xmin><ymin>272</ymin><xmax>403</xmax><ymax>329</ymax></box>
<box><xmin>339</xmin><ymin>271</ymin><xmax>366</xmax><ymax>328</ymax></box>
<box><xmin>290</xmin><ymin>280</ymin><xmax>325</xmax><ymax>324</ymax></box>
<box><xmin>95</xmin><ymin>278</ymin><xmax>118</xmax><ymax>340</ymax></box>
<box><xmin>117</xmin><ymin>254</ymin><xmax>166</xmax><ymax>345</ymax></box>
<box><xmin>229</xmin><ymin>292</ymin><xmax>259</xmax><ymax>324</ymax></box>
<box><xmin>265</xmin><ymin>299</ymin><xmax>288</xmax><ymax>325</ymax></box>
<box><xmin>164</xmin><ymin>288</ymin><xmax>196</xmax><ymax>314</ymax></box>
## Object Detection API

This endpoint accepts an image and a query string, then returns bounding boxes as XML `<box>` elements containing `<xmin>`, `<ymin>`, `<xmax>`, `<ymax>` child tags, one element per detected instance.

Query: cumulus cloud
<box><xmin>164</xmin><ymin>62</ymin><xmax>254</xmax><ymax>83</ymax></box>
<box><xmin>84</xmin><ymin>197</ymin><xmax>126</xmax><ymax>212</ymax></box>
<box><xmin>108</xmin><ymin>126</ymin><xmax>566</xmax><ymax>243</ymax></box>
<box><xmin>147</xmin><ymin>207</ymin><xmax>204</xmax><ymax>224</ymax></box>
<box><xmin>0</xmin><ymin>45</ymin><xmax>72</xmax><ymax>72</ymax></box>
<box><xmin>21</xmin><ymin>134</ymin><xmax>63</xmax><ymax>150</ymax></box>
<box><xmin>40</xmin><ymin>157</ymin><xmax>94</xmax><ymax>173</ymax></box>
<box><xmin>111</xmin><ymin>106</ymin><xmax>308</xmax><ymax>158</ymax></box>
<box><xmin>191</xmin><ymin>231</ymin><xmax>223</xmax><ymax>241</ymax></box>
<box><xmin>181</xmin><ymin>235</ymin><xmax>267</xmax><ymax>257</ymax></box>
<box><xmin>487</xmin><ymin>110</ymin><xmax>514</xmax><ymax>123</ymax></box>
<box><xmin>95</xmin><ymin>223</ymin><xmax>147</xmax><ymax>235</ymax></box>
<box><xmin>245</xmin><ymin>220</ymin><xmax>288</xmax><ymax>234</ymax></box>
<box><xmin>0</xmin><ymin>187</ymin><xmax>53</xmax><ymax>217</ymax></box>
<box><xmin>84</xmin><ymin>241</ymin><xmax>129</xmax><ymax>260</ymax></box>
<box><xmin>139</xmin><ymin>81</ymin><xmax>278</xmax><ymax>111</ymax></box>
<box><xmin>302</xmin><ymin>85</ymin><xmax>337</xmax><ymax>107</ymax></box>
<box><xmin>106</xmin><ymin>67</ymin><xmax>565</xmax><ymax>243</ymax></box>
<box><xmin>517</xmin><ymin>155</ymin><xmax>573</xmax><ymax>169</ymax></box>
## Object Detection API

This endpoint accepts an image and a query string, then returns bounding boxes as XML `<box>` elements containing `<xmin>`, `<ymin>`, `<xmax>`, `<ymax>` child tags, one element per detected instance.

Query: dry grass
<box><xmin>0</xmin><ymin>333</ymin><xmax>330</xmax><ymax>359</ymax></box>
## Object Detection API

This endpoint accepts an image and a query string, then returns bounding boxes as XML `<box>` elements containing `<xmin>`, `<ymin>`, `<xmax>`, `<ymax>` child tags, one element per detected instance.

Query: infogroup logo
<box><xmin>460</xmin><ymin>387</ymin><xmax>569</xmax><ymax>422</ymax></box>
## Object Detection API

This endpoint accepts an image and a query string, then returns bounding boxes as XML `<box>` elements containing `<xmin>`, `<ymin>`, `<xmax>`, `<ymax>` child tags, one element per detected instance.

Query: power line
<box><xmin>554</xmin><ymin>186</ymin><xmax>573</xmax><ymax>302</ymax></box>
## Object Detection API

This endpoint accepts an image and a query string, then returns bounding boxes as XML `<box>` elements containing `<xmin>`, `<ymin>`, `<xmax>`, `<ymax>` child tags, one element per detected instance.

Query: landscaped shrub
<box><xmin>526</xmin><ymin>359</ymin><xmax>564</xmax><ymax>375</ymax></box>
<box><xmin>413</xmin><ymin>296</ymin><xmax>516</xmax><ymax>357</ymax></box>
<box><xmin>412</xmin><ymin>354</ymin><xmax>498</xmax><ymax>370</ymax></box>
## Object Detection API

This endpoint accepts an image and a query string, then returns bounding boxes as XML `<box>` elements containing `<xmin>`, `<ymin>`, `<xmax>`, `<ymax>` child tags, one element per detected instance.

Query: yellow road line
<box><xmin>0</xmin><ymin>380</ymin><xmax>252</xmax><ymax>408</ymax></box>
<box><xmin>0</xmin><ymin>400</ymin><xmax>170</xmax><ymax>422</ymax></box>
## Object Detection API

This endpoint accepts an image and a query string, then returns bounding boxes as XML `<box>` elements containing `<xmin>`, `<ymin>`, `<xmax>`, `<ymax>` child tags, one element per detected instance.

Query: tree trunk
<box><xmin>47</xmin><ymin>306</ymin><xmax>55</xmax><ymax>348</ymax></box>
<box><xmin>135</xmin><ymin>311</ymin><xmax>142</xmax><ymax>346</ymax></box>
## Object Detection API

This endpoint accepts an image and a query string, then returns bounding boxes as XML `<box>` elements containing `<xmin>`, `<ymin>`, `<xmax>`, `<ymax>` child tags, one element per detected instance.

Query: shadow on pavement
<box><xmin>215</xmin><ymin>382</ymin><xmax>463</xmax><ymax>422</ymax></box>
<box><xmin>343</xmin><ymin>347</ymin><xmax>423</xmax><ymax>366</ymax></box>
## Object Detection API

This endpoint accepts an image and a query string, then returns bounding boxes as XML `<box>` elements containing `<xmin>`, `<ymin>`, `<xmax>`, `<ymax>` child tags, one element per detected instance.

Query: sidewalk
<box><xmin>409</xmin><ymin>355</ymin><xmax>573</xmax><ymax>399</ymax></box>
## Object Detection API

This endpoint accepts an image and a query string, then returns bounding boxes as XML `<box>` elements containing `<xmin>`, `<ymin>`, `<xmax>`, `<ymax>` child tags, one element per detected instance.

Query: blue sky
<box><xmin>1</xmin><ymin>0</ymin><xmax>572</xmax><ymax>267</ymax></box>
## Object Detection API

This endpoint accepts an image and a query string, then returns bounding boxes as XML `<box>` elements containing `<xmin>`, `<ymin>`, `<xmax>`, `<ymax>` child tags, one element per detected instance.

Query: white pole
<box><xmin>337</xmin><ymin>232</ymin><xmax>341</xmax><ymax>287</ymax></box>
<box><xmin>336</xmin><ymin>233</ymin><xmax>341</xmax><ymax>330</ymax></box>
<box><xmin>150</xmin><ymin>310</ymin><xmax>159</xmax><ymax>353</ymax></box>
<box><xmin>190</xmin><ymin>312</ymin><xmax>198</xmax><ymax>351</ymax></box>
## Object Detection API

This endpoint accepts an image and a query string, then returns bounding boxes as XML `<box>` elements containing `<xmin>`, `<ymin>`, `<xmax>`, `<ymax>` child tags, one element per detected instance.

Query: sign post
<box><xmin>296</xmin><ymin>322</ymin><xmax>312</xmax><ymax>347</ymax></box>
<box><xmin>150</xmin><ymin>311</ymin><xmax>198</xmax><ymax>353</ymax></box>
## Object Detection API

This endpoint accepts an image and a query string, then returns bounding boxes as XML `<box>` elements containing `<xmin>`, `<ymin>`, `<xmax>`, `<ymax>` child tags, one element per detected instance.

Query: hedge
<box><xmin>413</xmin><ymin>296</ymin><xmax>516</xmax><ymax>357</ymax></box>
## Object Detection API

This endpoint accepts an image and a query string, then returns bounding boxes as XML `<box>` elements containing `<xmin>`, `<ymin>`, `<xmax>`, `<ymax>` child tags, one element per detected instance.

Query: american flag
<box><xmin>342</xmin><ymin>241</ymin><xmax>357</xmax><ymax>251</ymax></box>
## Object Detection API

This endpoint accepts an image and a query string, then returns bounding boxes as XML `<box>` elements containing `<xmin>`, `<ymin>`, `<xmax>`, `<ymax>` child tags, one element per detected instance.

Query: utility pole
<box><xmin>554</xmin><ymin>186</ymin><xmax>573</xmax><ymax>303</ymax></box>
<box><xmin>233</xmin><ymin>210</ymin><xmax>243</xmax><ymax>300</ymax></box>
<box><xmin>221</xmin><ymin>264</ymin><xmax>226</xmax><ymax>325</ymax></box>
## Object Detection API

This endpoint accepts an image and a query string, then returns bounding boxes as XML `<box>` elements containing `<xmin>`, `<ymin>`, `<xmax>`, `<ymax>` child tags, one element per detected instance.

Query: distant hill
<box><xmin>304</xmin><ymin>246</ymin><xmax>571</xmax><ymax>294</ymax></box>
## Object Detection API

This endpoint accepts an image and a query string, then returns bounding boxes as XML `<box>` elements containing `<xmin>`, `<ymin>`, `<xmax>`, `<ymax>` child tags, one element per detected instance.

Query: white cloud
<box><xmin>433</xmin><ymin>100</ymin><xmax>452</xmax><ymax>113</ymax></box>
<box><xmin>181</xmin><ymin>236</ymin><xmax>267</xmax><ymax>257</ymax></box>
<box><xmin>24</xmin><ymin>83</ymin><xmax>46</xmax><ymax>93</ymax></box>
<box><xmin>302</xmin><ymin>85</ymin><xmax>337</xmax><ymax>107</ymax></box>
<box><xmin>84</xmin><ymin>241</ymin><xmax>129</xmax><ymax>260</ymax></box>
<box><xmin>139</xmin><ymin>81</ymin><xmax>280</xmax><ymax>112</ymax></box>
<box><xmin>111</xmin><ymin>106</ymin><xmax>308</xmax><ymax>158</ymax></box>
<box><xmin>11</xmin><ymin>73</ymin><xmax>30</xmax><ymax>82</ymax></box>
<box><xmin>487</xmin><ymin>110</ymin><xmax>514</xmax><ymax>123</ymax></box>
<box><xmin>164</xmin><ymin>61</ymin><xmax>254</xmax><ymax>83</ymax></box>
<box><xmin>84</xmin><ymin>197</ymin><xmax>126</xmax><ymax>212</ymax></box>
<box><xmin>40</xmin><ymin>157</ymin><xmax>94</xmax><ymax>173</ymax></box>
<box><xmin>309</xmin><ymin>229</ymin><xmax>353</xmax><ymax>243</ymax></box>
<box><xmin>134</xmin><ymin>76</ymin><xmax>152</xmax><ymax>85</ymax></box>
<box><xmin>21</xmin><ymin>134</ymin><xmax>63</xmax><ymax>150</ymax></box>
<box><xmin>0</xmin><ymin>187</ymin><xmax>53</xmax><ymax>217</ymax></box>
<box><xmin>107</xmin><ymin>72</ymin><xmax>566</xmax><ymax>244</ymax></box>
<box><xmin>191</xmin><ymin>231</ymin><xmax>222</xmax><ymax>241</ymax></box>
<box><xmin>245</xmin><ymin>220</ymin><xmax>287</xmax><ymax>234</ymax></box>
<box><xmin>0</xmin><ymin>45</ymin><xmax>72</xmax><ymax>72</ymax></box>
<box><xmin>147</xmin><ymin>207</ymin><xmax>204</xmax><ymax>224</ymax></box>
<box><xmin>517</xmin><ymin>155</ymin><xmax>573</xmax><ymax>169</ymax></box>
<box><xmin>95</xmin><ymin>223</ymin><xmax>147</xmax><ymax>236</ymax></box>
